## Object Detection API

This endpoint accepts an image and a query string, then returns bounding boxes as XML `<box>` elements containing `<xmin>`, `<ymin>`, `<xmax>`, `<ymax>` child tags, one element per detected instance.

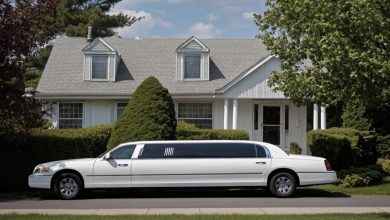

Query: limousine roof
<box><xmin>119</xmin><ymin>140</ymin><xmax>288</xmax><ymax>158</ymax></box>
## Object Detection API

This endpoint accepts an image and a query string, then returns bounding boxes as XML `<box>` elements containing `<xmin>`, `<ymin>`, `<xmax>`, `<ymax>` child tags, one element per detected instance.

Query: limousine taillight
<box><xmin>324</xmin><ymin>160</ymin><xmax>332</xmax><ymax>171</ymax></box>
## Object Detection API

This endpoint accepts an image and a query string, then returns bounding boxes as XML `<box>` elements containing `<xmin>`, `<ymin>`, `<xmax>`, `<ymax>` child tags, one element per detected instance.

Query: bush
<box><xmin>342</xmin><ymin>101</ymin><xmax>372</xmax><ymax>131</ymax></box>
<box><xmin>0</xmin><ymin>125</ymin><xmax>112</xmax><ymax>191</ymax></box>
<box><xmin>108</xmin><ymin>76</ymin><xmax>176</xmax><ymax>149</ymax></box>
<box><xmin>176</xmin><ymin>121</ymin><xmax>249</xmax><ymax>140</ymax></box>
<box><xmin>308</xmin><ymin>129</ymin><xmax>354</xmax><ymax>170</ymax></box>
<box><xmin>377</xmin><ymin>134</ymin><xmax>390</xmax><ymax>159</ymax></box>
<box><xmin>338</xmin><ymin>165</ymin><xmax>384</xmax><ymax>187</ymax></box>
<box><xmin>308</xmin><ymin>128</ymin><xmax>378</xmax><ymax>169</ymax></box>
<box><xmin>289</xmin><ymin>142</ymin><xmax>302</xmax><ymax>154</ymax></box>
<box><xmin>377</xmin><ymin>158</ymin><xmax>390</xmax><ymax>175</ymax></box>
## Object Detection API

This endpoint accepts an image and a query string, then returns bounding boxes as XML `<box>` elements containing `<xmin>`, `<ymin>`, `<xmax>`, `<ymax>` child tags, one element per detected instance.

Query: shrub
<box><xmin>308</xmin><ymin>130</ymin><xmax>354</xmax><ymax>170</ymax></box>
<box><xmin>289</xmin><ymin>142</ymin><xmax>302</xmax><ymax>154</ymax></box>
<box><xmin>108</xmin><ymin>76</ymin><xmax>176</xmax><ymax>149</ymax></box>
<box><xmin>377</xmin><ymin>134</ymin><xmax>390</xmax><ymax>159</ymax></box>
<box><xmin>377</xmin><ymin>158</ymin><xmax>390</xmax><ymax>175</ymax></box>
<box><xmin>0</xmin><ymin>125</ymin><xmax>112</xmax><ymax>191</ymax></box>
<box><xmin>176</xmin><ymin>121</ymin><xmax>249</xmax><ymax>140</ymax></box>
<box><xmin>337</xmin><ymin>165</ymin><xmax>384</xmax><ymax>187</ymax></box>
<box><xmin>342</xmin><ymin>101</ymin><xmax>372</xmax><ymax>131</ymax></box>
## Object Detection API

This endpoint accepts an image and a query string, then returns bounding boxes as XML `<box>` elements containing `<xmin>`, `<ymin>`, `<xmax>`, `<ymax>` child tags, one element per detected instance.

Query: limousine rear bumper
<box><xmin>28</xmin><ymin>174</ymin><xmax>52</xmax><ymax>189</ymax></box>
<box><xmin>297</xmin><ymin>171</ymin><xmax>337</xmax><ymax>186</ymax></box>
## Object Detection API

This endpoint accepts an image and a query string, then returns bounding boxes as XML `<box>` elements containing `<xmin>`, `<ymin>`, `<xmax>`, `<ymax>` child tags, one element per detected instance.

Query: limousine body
<box><xmin>29</xmin><ymin>140</ymin><xmax>337</xmax><ymax>199</ymax></box>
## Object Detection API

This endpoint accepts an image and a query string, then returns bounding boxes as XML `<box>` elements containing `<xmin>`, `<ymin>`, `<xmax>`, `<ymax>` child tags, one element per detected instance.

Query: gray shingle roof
<box><xmin>37</xmin><ymin>37</ymin><xmax>270</xmax><ymax>97</ymax></box>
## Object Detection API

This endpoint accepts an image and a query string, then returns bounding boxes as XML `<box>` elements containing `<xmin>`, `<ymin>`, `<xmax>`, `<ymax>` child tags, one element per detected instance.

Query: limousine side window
<box><xmin>256</xmin><ymin>145</ymin><xmax>267</xmax><ymax>158</ymax></box>
<box><xmin>139</xmin><ymin>143</ymin><xmax>257</xmax><ymax>159</ymax></box>
<box><xmin>110</xmin><ymin>145</ymin><xmax>136</xmax><ymax>159</ymax></box>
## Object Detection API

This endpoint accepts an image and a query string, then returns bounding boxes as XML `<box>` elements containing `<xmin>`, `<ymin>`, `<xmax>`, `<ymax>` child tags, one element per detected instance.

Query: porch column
<box><xmin>224</xmin><ymin>99</ymin><xmax>229</xmax><ymax>130</ymax></box>
<box><xmin>320</xmin><ymin>106</ymin><xmax>326</xmax><ymax>130</ymax></box>
<box><xmin>232</xmin><ymin>99</ymin><xmax>238</xmax><ymax>130</ymax></box>
<box><xmin>313</xmin><ymin>104</ymin><xmax>319</xmax><ymax>130</ymax></box>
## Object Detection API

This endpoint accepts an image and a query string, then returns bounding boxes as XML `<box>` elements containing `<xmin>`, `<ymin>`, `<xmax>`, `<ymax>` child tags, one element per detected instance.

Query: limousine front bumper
<box><xmin>28</xmin><ymin>174</ymin><xmax>52</xmax><ymax>189</ymax></box>
<box><xmin>298</xmin><ymin>171</ymin><xmax>337</xmax><ymax>186</ymax></box>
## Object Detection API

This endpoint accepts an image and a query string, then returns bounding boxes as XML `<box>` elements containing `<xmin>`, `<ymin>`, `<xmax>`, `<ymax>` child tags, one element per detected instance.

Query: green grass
<box><xmin>0</xmin><ymin>214</ymin><xmax>389</xmax><ymax>220</ymax></box>
<box><xmin>301</xmin><ymin>176</ymin><xmax>390</xmax><ymax>195</ymax></box>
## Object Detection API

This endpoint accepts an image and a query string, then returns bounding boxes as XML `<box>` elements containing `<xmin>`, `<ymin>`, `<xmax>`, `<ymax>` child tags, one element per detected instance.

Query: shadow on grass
<box><xmin>0</xmin><ymin>187</ymin><xmax>350</xmax><ymax>201</ymax></box>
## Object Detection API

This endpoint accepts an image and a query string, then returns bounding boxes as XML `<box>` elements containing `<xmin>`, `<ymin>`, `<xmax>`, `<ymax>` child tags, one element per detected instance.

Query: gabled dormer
<box><xmin>82</xmin><ymin>38</ymin><xmax>120</xmax><ymax>82</ymax></box>
<box><xmin>176</xmin><ymin>36</ymin><xmax>210</xmax><ymax>81</ymax></box>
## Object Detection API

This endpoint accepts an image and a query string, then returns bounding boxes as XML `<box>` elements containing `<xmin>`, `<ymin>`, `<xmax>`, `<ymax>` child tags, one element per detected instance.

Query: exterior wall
<box><xmin>224</xmin><ymin>57</ymin><xmax>285</xmax><ymax>99</ymax></box>
<box><xmin>286</xmin><ymin>104</ymin><xmax>308</xmax><ymax>154</ymax></box>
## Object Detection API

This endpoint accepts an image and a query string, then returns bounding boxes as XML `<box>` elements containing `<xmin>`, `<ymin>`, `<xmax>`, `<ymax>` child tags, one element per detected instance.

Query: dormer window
<box><xmin>184</xmin><ymin>55</ymin><xmax>201</xmax><ymax>79</ymax></box>
<box><xmin>92</xmin><ymin>56</ymin><xmax>108</xmax><ymax>79</ymax></box>
<box><xmin>176</xmin><ymin>36</ymin><xmax>210</xmax><ymax>81</ymax></box>
<box><xmin>82</xmin><ymin>38</ymin><xmax>120</xmax><ymax>82</ymax></box>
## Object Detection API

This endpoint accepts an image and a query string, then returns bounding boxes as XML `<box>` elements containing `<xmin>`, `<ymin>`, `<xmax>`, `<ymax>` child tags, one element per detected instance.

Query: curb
<box><xmin>0</xmin><ymin>207</ymin><xmax>389</xmax><ymax>215</ymax></box>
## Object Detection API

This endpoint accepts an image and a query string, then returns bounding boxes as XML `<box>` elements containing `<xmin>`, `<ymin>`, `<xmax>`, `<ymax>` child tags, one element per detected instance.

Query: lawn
<box><xmin>1</xmin><ymin>214</ymin><xmax>390</xmax><ymax>220</ymax></box>
<box><xmin>300</xmin><ymin>176</ymin><xmax>390</xmax><ymax>195</ymax></box>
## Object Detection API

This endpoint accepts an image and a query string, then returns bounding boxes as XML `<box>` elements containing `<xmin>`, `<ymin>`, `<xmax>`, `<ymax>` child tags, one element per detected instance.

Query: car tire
<box><xmin>269</xmin><ymin>172</ymin><xmax>296</xmax><ymax>197</ymax></box>
<box><xmin>53</xmin><ymin>173</ymin><xmax>82</xmax><ymax>200</ymax></box>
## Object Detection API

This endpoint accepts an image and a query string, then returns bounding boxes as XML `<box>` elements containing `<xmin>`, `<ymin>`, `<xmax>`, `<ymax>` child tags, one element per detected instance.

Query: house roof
<box><xmin>37</xmin><ymin>36</ymin><xmax>271</xmax><ymax>98</ymax></box>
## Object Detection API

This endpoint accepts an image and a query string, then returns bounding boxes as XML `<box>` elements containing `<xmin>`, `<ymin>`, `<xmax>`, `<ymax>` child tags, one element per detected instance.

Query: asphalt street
<box><xmin>0</xmin><ymin>188</ymin><xmax>389</xmax><ymax>209</ymax></box>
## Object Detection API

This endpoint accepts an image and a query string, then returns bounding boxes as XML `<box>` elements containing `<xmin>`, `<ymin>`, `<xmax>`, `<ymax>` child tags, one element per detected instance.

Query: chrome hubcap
<box><xmin>59</xmin><ymin>178</ymin><xmax>78</xmax><ymax>197</ymax></box>
<box><xmin>275</xmin><ymin>176</ymin><xmax>292</xmax><ymax>194</ymax></box>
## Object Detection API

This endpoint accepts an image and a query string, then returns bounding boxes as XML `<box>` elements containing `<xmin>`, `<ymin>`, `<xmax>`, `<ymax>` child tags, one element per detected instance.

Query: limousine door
<box><xmin>92</xmin><ymin>144</ymin><xmax>136</xmax><ymax>188</ymax></box>
<box><xmin>131</xmin><ymin>143</ymin><xmax>271</xmax><ymax>187</ymax></box>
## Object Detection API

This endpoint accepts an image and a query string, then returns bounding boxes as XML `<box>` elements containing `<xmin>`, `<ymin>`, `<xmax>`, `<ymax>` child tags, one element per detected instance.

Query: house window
<box><xmin>58</xmin><ymin>103</ymin><xmax>83</xmax><ymax>129</ymax></box>
<box><xmin>184</xmin><ymin>55</ymin><xmax>200</xmax><ymax>79</ymax></box>
<box><xmin>178</xmin><ymin>103</ymin><xmax>212</xmax><ymax>129</ymax></box>
<box><xmin>116</xmin><ymin>103</ymin><xmax>127</xmax><ymax>119</ymax></box>
<box><xmin>92</xmin><ymin>56</ymin><xmax>108</xmax><ymax>79</ymax></box>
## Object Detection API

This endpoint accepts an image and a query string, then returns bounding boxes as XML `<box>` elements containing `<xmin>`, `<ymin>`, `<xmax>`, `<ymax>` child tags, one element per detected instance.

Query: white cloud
<box><xmin>207</xmin><ymin>14</ymin><xmax>219</xmax><ymax>22</ymax></box>
<box><xmin>188</xmin><ymin>22</ymin><xmax>222</xmax><ymax>38</ymax></box>
<box><xmin>242</xmin><ymin>11</ymin><xmax>255</xmax><ymax>21</ymax></box>
<box><xmin>109</xmin><ymin>9</ymin><xmax>172</xmax><ymax>37</ymax></box>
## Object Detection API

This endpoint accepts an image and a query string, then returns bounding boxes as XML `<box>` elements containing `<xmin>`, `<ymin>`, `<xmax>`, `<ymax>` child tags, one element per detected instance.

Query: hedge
<box><xmin>0</xmin><ymin>125</ymin><xmax>112</xmax><ymax>191</ymax></box>
<box><xmin>308</xmin><ymin>128</ymin><xmax>378</xmax><ymax>170</ymax></box>
<box><xmin>337</xmin><ymin>165</ymin><xmax>384</xmax><ymax>187</ymax></box>
<box><xmin>176</xmin><ymin>121</ymin><xmax>249</xmax><ymax>140</ymax></box>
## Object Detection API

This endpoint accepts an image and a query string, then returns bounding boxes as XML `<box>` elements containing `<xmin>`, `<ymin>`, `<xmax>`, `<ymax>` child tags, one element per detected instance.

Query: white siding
<box><xmin>108</xmin><ymin>55</ymin><xmax>116</xmax><ymax>82</ymax></box>
<box><xmin>84</xmin><ymin>55</ymin><xmax>92</xmax><ymax>80</ymax></box>
<box><xmin>286</xmin><ymin>104</ymin><xmax>308</xmax><ymax>154</ymax></box>
<box><xmin>224</xmin><ymin>57</ymin><xmax>285</xmax><ymax>99</ymax></box>
<box><xmin>203</xmin><ymin>53</ymin><xmax>210</xmax><ymax>81</ymax></box>
<box><xmin>176</xmin><ymin>53</ymin><xmax>183</xmax><ymax>81</ymax></box>
<box><xmin>184</xmin><ymin>40</ymin><xmax>204</xmax><ymax>50</ymax></box>
<box><xmin>212</xmin><ymin>99</ymin><xmax>224</xmax><ymax>129</ymax></box>
<box><xmin>237</xmin><ymin>101</ymin><xmax>253</xmax><ymax>140</ymax></box>
<box><xmin>90</xmin><ymin>41</ymin><xmax>111</xmax><ymax>51</ymax></box>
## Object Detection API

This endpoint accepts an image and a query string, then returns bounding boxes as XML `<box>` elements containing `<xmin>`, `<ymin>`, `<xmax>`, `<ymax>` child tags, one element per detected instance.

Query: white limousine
<box><xmin>29</xmin><ymin>140</ymin><xmax>337</xmax><ymax>199</ymax></box>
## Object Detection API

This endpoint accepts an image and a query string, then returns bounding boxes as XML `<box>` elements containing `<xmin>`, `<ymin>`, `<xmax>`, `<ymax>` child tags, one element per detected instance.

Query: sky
<box><xmin>110</xmin><ymin>0</ymin><xmax>267</xmax><ymax>39</ymax></box>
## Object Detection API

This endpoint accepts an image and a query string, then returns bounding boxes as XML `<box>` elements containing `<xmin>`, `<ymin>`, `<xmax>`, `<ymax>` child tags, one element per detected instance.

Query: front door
<box><xmin>253</xmin><ymin>104</ymin><xmax>284</xmax><ymax>148</ymax></box>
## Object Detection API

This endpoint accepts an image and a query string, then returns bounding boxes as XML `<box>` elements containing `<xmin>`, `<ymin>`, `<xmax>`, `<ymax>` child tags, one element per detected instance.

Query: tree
<box><xmin>342</xmin><ymin>101</ymin><xmax>372</xmax><ymax>131</ymax></box>
<box><xmin>107</xmin><ymin>77</ymin><xmax>176</xmax><ymax>149</ymax></box>
<box><xmin>0</xmin><ymin>0</ymin><xmax>60</xmax><ymax>137</ymax></box>
<box><xmin>56</xmin><ymin>0</ymin><xmax>142</xmax><ymax>37</ymax></box>
<box><xmin>254</xmin><ymin>0</ymin><xmax>390</xmax><ymax>108</ymax></box>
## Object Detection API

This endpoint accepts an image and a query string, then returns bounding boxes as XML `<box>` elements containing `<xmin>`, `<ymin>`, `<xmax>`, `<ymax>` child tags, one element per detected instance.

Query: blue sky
<box><xmin>110</xmin><ymin>0</ymin><xmax>267</xmax><ymax>39</ymax></box>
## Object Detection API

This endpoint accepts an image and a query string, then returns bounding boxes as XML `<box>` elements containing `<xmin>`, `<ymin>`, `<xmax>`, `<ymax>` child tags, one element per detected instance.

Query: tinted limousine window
<box><xmin>139</xmin><ymin>143</ymin><xmax>267</xmax><ymax>159</ymax></box>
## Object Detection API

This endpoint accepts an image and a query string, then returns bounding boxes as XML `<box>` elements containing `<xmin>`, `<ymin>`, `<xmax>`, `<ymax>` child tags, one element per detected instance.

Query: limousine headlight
<box><xmin>33</xmin><ymin>166</ymin><xmax>49</xmax><ymax>174</ymax></box>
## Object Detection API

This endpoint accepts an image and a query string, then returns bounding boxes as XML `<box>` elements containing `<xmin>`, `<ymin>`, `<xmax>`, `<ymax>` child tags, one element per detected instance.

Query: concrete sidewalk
<box><xmin>1</xmin><ymin>207</ymin><xmax>390</xmax><ymax>215</ymax></box>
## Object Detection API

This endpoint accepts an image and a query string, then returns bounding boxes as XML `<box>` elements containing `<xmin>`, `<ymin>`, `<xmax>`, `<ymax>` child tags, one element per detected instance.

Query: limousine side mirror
<box><xmin>103</xmin><ymin>153</ymin><xmax>111</xmax><ymax>160</ymax></box>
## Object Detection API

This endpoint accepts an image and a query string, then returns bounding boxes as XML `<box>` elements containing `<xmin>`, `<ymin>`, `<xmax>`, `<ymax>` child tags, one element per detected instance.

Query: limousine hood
<box><xmin>287</xmin><ymin>154</ymin><xmax>325</xmax><ymax>161</ymax></box>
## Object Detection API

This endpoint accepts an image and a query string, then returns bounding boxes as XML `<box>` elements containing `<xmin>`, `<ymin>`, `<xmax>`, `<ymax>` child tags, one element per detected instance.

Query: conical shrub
<box><xmin>107</xmin><ymin>76</ymin><xmax>176</xmax><ymax>149</ymax></box>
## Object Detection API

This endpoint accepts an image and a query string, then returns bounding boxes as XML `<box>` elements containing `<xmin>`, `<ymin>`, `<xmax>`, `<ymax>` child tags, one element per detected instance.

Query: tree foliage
<box><xmin>56</xmin><ymin>0</ymin><xmax>142</xmax><ymax>37</ymax></box>
<box><xmin>255</xmin><ymin>0</ymin><xmax>390</xmax><ymax>108</ymax></box>
<box><xmin>342</xmin><ymin>101</ymin><xmax>372</xmax><ymax>131</ymax></box>
<box><xmin>0</xmin><ymin>0</ymin><xmax>60</xmax><ymax>137</ymax></box>
<box><xmin>107</xmin><ymin>77</ymin><xmax>177</xmax><ymax>149</ymax></box>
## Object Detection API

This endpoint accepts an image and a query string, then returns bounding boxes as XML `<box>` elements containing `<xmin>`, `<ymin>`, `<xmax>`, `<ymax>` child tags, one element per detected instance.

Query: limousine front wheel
<box><xmin>54</xmin><ymin>173</ymin><xmax>82</xmax><ymax>200</ymax></box>
<box><xmin>269</xmin><ymin>172</ymin><xmax>296</xmax><ymax>197</ymax></box>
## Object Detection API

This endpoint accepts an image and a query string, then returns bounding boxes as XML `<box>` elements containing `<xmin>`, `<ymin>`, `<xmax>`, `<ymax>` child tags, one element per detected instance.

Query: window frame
<box><xmin>183</xmin><ymin>54</ymin><xmax>201</xmax><ymax>80</ymax></box>
<box><xmin>91</xmin><ymin>55</ymin><xmax>109</xmax><ymax>80</ymax></box>
<box><xmin>177</xmin><ymin>102</ymin><xmax>213</xmax><ymax>129</ymax></box>
<box><xmin>58</xmin><ymin>102</ymin><xmax>84</xmax><ymax>129</ymax></box>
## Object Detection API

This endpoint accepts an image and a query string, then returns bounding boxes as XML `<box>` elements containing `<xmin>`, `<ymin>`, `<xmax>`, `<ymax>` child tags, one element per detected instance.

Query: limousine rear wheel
<box><xmin>269</xmin><ymin>172</ymin><xmax>296</xmax><ymax>197</ymax></box>
<box><xmin>54</xmin><ymin>173</ymin><xmax>82</xmax><ymax>200</ymax></box>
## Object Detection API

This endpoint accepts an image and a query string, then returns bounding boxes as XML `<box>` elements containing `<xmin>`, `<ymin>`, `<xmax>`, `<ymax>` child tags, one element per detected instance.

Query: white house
<box><xmin>37</xmin><ymin>34</ymin><xmax>326</xmax><ymax>154</ymax></box>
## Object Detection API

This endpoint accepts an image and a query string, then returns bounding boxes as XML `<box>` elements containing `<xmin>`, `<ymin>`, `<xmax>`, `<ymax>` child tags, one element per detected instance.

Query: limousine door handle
<box><xmin>256</xmin><ymin>162</ymin><xmax>266</xmax><ymax>165</ymax></box>
<box><xmin>118</xmin><ymin>164</ymin><xmax>128</xmax><ymax>167</ymax></box>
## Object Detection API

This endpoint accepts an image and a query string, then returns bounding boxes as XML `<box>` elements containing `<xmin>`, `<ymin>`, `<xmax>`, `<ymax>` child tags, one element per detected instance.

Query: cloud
<box><xmin>188</xmin><ymin>22</ymin><xmax>222</xmax><ymax>38</ymax></box>
<box><xmin>207</xmin><ymin>14</ymin><xmax>219</xmax><ymax>22</ymax></box>
<box><xmin>242</xmin><ymin>11</ymin><xmax>255</xmax><ymax>21</ymax></box>
<box><xmin>109</xmin><ymin>9</ymin><xmax>172</xmax><ymax>37</ymax></box>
